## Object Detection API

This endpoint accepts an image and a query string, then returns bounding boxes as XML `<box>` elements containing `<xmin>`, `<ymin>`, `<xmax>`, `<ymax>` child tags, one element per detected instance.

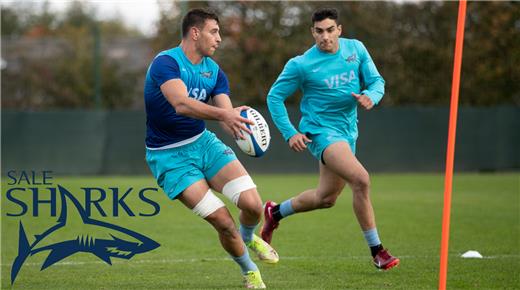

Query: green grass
<box><xmin>1</xmin><ymin>173</ymin><xmax>519</xmax><ymax>289</ymax></box>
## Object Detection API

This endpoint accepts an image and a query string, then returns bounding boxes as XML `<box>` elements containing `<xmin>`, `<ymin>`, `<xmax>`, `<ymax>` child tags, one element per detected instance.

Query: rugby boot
<box><xmin>373</xmin><ymin>248</ymin><xmax>400</xmax><ymax>270</ymax></box>
<box><xmin>246</xmin><ymin>234</ymin><xmax>279</xmax><ymax>264</ymax></box>
<box><xmin>243</xmin><ymin>270</ymin><xmax>266</xmax><ymax>289</ymax></box>
<box><xmin>260</xmin><ymin>201</ymin><xmax>279</xmax><ymax>244</ymax></box>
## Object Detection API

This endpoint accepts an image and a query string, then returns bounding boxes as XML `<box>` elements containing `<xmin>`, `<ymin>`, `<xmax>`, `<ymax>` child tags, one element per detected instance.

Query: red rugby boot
<box><xmin>373</xmin><ymin>248</ymin><xmax>400</xmax><ymax>270</ymax></box>
<box><xmin>260</xmin><ymin>201</ymin><xmax>279</xmax><ymax>244</ymax></box>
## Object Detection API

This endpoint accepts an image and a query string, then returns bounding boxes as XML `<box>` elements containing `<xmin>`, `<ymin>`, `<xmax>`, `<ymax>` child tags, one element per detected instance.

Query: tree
<box><xmin>2</xmin><ymin>1</ymin><xmax>145</xmax><ymax>109</ymax></box>
<box><xmin>3</xmin><ymin>1</ymin><xmax>519</xmax><ymax>109</ymax></box>
<box><xmin>462</xmin><ymin>1</ymin><xmax>520</xmax><ymax>105</ymax></box>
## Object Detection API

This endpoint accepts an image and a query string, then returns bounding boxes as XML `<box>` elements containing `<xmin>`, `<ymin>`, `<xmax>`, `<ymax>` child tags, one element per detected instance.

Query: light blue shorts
<box><xmin>146</xmin><ymin>130</ymin><xmax>237</xmax><ymax>200</ymax></box>
<box><xmin>306</xmin><ymin>129</ymin><xmax>356</xmax><ymax>163</ymax></box>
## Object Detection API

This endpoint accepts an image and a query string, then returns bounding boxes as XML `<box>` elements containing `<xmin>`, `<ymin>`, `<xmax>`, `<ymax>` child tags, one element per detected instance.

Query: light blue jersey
<box><xmin>267</xmin><ymin>38</ymin><xmax>384</xmax><ymax>157</ymax></box>
<box><xmin>267</xmin><ymin>38</ymin><xmax>385</xmax><ymax>140</ymax></box>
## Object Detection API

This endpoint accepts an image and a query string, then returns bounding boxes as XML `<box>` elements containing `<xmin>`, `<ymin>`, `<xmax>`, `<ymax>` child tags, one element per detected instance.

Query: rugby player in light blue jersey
<box><xmin>261</xmin><ymin>8</ymin><xmax>399</xmax><ymax>271</ymax></box>
<box><xmin>144</xmin><ymin>8</ymin><xmax>277</xmax><ymax>289</ymax></box>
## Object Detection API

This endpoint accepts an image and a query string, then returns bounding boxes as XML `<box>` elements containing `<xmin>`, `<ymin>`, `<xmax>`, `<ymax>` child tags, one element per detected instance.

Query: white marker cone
<box><xmin>461</xmin><ymin>250</ymin><xmax>483</xmax><ymax>258</ymax></box>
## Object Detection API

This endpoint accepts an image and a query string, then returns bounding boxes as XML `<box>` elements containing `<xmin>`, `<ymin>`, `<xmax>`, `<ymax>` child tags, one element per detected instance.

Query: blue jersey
<box><xmin>144</xmin><ymin>46</ymin><xmax>230</xmax><ymax>149</ymax></box>
<box><xmin>267</xmin><ymin>38</ymin><xmax>384</xmax><ymax>142</ymax></box>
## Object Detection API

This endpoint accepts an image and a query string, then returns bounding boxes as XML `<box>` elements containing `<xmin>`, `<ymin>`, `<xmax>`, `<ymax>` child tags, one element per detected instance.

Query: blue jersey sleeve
<box><xmin>211</xmin><ymin>68</ymin><xmax>230</xmax><ymax>97</ymax></box>
<box><xmin>149</xmin><ymin>55</ymin><xmax>181</xmax><ymax>87</ymax></box>
<box><xmin>356</xmin><ymin>41</ymin><xmax>385</xmax><ymax>105</ymax></box>
<box><xmin>267</xmin><ymin>58</ymin><xmax>302</xmax><ymax>141</ymax></box>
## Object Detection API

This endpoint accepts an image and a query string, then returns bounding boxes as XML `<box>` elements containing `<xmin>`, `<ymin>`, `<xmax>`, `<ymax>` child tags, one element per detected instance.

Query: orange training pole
<box><xmin>439</xmin><ymin>1</ymin><xmax>467</xmax><ymax>290</ymax></box>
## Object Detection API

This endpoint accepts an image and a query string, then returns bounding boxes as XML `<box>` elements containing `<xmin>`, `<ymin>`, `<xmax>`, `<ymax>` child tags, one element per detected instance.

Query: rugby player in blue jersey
<box><xmin>144</xmin><ymin>8</ymin><xmax>277</xmax><ymax>288</ymax></box>
<box><xmin>262</xmin><ymin>8</ymin><xmax>399</xmax><ymax>271</ymax></box>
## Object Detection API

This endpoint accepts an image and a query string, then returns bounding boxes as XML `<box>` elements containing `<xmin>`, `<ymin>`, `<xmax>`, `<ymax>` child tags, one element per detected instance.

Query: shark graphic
<box><xmin>11</xmin><ymin>185</ymin><xmax>160</xmax><ymax>284</ymax></box>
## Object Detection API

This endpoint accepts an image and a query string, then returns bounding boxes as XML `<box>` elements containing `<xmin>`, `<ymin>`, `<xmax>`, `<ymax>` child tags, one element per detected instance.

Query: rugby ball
<box><xmin>235</xmin><ymin>108</ymin><xmax>271</xmax><ymax>157</ymax></box>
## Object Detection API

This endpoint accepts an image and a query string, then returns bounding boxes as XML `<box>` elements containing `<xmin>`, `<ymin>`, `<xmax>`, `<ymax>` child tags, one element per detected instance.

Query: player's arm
<box><xmin>267</xmin><ymin>59</ymin><xmax>311</xmax><ymax>152</ymax></box>
<box><xmin>351</xmin><ymin>41</ymin><xmax>385</xmax><ymax>110</ymax></box>
<box><xmin>209</xmin><ymin>68</ymin><xmax>251</xmax><ymax>138</ymax></box>
<box><xmin>161</xmin><ymin>80</ymin><xmax>251</xmax><ymax>138</ymax></box>
<box><xmin>152</xmin><ymin>57</ymin><xmax>252</xmax><ymax>138</ymax></box>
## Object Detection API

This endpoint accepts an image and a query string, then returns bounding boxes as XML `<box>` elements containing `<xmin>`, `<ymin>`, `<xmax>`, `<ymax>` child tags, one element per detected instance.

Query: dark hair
<box><xmin>311</xmin><ymin>8</ymin><xmax>339</xmax><ymax>24</ymax></box>
<box><xmin>181</xmin><ymin>8</ymin><xmax>219</xmax><ymax>38</ymax></box>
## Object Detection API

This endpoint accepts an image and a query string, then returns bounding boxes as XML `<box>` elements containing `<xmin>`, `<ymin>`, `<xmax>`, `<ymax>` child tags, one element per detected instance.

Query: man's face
<box><xmin>195</xmin><ymin>19</ymin><xmax>222</xmax><ymax>57</ymax></box>
<box><xmin>311</xmin><ymin>18</ymin><xmax>342</xmax><ymax>53</ymax></box>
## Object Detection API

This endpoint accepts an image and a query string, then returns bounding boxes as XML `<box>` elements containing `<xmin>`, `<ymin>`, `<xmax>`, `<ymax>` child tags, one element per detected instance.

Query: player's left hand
<box><xmin>352</xmin><ymin>93</ymin><xmax>374</xmax><ymax>110</ymax></box>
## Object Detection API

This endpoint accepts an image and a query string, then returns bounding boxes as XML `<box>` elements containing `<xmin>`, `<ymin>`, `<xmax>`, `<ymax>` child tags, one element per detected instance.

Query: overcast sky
<box><xmin>2</xmin><ymin>0</ymin><xmax>163</xmax><ymax>36</ymax></box>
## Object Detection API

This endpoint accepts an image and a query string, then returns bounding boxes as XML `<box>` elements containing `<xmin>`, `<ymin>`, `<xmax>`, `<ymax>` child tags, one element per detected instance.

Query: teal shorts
<box><xmin>146</xmin><ymin>130</ymin><xmax>237</xmax><ymax>200</ymax></box>
<box><xmin>306</xmin><ymin>130</ymin><xmax>356</xmax><ymax>163</ymax></box>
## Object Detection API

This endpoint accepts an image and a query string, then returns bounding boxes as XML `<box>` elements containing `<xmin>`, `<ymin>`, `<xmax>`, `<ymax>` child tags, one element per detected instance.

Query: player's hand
<box><xmin>352</xmin><ymin>93</ymin><xmax>374</xmax><ymax>110</ymax></box>
<box><xmin>288</xmin><ymin>133</ymin><xmax>312</xmax><ymax>152</ymax></box>
<box><xmin>222</xmin><ymin>106</ymin><xmax>253</xmax><ymax>140</ymax></box>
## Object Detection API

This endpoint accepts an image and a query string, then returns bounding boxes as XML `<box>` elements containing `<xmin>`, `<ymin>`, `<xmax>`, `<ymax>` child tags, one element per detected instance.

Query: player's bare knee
<box><xmin>238</xmin><ymin>191</ymin><xmax>263</xmax><ymax>218</ymax></box>
<box><xmin>251</xmin><ymin>204</ymin><xmax>262</xmax><ymax>217</ymax></box>
<box><xmin>241</xmin><ymin>202</ymin><xmax>262</xmax><ymax>219</ymax></box>
<box><xmin>351</xmin><ymin>170</ymin><xmax>370</xmax><ymax>194</ymax></box>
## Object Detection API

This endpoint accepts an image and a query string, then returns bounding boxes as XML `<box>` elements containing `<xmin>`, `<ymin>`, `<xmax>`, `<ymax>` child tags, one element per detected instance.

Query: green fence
<box><xmin>2</xmin><ymin>107</ymin><xmax>519</xmax><ymax>175</ymax></box>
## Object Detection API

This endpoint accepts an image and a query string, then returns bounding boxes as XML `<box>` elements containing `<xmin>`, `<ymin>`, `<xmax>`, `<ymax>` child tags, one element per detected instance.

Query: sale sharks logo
<box><xmin>10</xmin><ymin>185</ymin><xmax>160</xmax><ymax>284</ymax></box>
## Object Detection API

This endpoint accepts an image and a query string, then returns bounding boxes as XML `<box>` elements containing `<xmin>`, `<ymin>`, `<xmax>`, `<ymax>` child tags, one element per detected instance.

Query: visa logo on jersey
<box><xmin>324</xmin><ymin>70</ymin><xmax>356</xmax><ymax>89</ymax></box>
<box><xmin>188</xmin><ymin>87</ymin><xmax>208</xmax><ymax>101</ymax></box>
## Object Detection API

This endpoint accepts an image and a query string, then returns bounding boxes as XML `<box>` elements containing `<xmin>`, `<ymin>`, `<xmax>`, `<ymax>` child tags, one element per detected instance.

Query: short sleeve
<box><xmin>149</xmin><ymin>55</ymin><xmax>181</xmax><ymax>87</ymax></box>
<box><xmin>211</xmin><ymin>68</ymin><xmax>230</xmax><ymax>97</ymax></box>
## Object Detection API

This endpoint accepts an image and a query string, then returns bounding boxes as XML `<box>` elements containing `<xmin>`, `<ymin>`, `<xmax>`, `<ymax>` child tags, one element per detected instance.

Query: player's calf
<box><xmin>348</xmin><ymin>170</ymin><xmax>370</xmax><ymax>195</ymax></box>
<box><xmin>317</xmin><ymin>194</ymin><xmax>338</xmax><ymax>209</ymax></box>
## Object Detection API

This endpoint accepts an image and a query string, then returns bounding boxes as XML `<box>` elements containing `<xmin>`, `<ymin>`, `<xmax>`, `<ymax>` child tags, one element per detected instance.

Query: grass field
<box><xmin>1</xmin><ymin>173</ymin><xmax>519</xmax><ymax>289</ymax></box>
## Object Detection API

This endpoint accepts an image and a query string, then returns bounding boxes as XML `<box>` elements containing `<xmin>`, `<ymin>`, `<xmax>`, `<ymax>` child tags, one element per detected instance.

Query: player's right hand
<box><xmin>288</xmin><ymin>133</ymin><xmax>312</xmax><ymax>152</ymax></box>
<box><xmin>222</xmin><ymin>106</ymin><xmax>253</xmax><ymax>140</ymax></box>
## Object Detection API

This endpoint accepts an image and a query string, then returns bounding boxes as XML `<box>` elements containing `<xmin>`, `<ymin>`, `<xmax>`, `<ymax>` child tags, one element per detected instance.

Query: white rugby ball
<box><xmin>235</xmin><ymin>108</ymin><xmax>271</xmax><ymax>157</ymax></box>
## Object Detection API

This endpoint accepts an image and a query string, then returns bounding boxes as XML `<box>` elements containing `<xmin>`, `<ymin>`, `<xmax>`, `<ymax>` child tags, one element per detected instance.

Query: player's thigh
<box><xmin>316</xmin><ymin>160</ymin><xmax>347</xmax><ymax>200</ymax></box>
<box><xmin>178</xmin><ymin>179</ymin><xmax>212</xmax><ymax>209</ymax></box>
<box><xmin>208</xmin><ymin>160</ymin><xmax>248</xmax><ymax>191</ymax></box>
<box><xmin>322</xmin><ymin>141</ymin><xmax>369</xmax><ymax>185</ymax></box>
<box><xmin>208</xmin><ymin>160</ymin><xmax>262</xmax><ymax>209</ymax></box>
<box><xmin>202</xmin><ymin>130</ymin><xmax>239</xmax><ymax>181</ymax></box>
